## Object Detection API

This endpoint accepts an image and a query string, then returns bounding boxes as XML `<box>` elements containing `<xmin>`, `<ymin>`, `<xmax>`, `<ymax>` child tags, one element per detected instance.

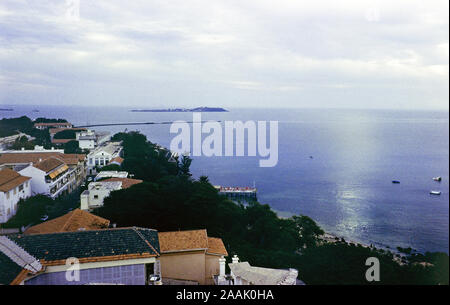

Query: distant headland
<box><xmin>130</xmin><ymin>107</ymin><xmax>228</xmax><ymax>112</ymax></box>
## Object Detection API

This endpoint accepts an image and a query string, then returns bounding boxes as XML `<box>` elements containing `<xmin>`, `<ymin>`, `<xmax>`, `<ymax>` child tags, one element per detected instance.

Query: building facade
<box><xmin>18</xmin><ymin>157</ymin><xmax>73</xmax><ymax>199</ymax></box>
<box><xmin>0</xmin><ymin>227</ymin><xmax>161</xmax><ymax>285</ymax></box>
<box><xmin>87</xmin><ymin>142</ymin><xmax>122</xmax><ymax>175</ymax></box>
<box><xmin>0</xmin><ymin>168</ymin><xmax>32</xmax><ymax>223</ymax></box>
<box><xmin>158</xmin><ymin>229</ymin><xmax>228</xmax><ymax>285</ymax></box>
<box><xmin>80</xmin><ymin>181</ymin><xmax>122</xmax><ymax>211</ymax></box>
<box><xmin>0</xmin><ymin>152</ymin><xmax>86</xmax><ymax>193</ymax></box>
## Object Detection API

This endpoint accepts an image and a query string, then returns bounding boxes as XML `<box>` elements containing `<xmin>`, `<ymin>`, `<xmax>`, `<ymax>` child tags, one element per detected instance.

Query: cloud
<box><xmin>0</xmin><ymin>0</ymin><xmax>448</xmax><ymax>109</ymax></box>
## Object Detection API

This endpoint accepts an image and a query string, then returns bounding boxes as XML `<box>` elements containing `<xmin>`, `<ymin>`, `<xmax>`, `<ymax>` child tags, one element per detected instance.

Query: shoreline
<box><xmin>273</xmin><ymin>208</ymin><xmax>432</xmax><ymax>258</ymax></box>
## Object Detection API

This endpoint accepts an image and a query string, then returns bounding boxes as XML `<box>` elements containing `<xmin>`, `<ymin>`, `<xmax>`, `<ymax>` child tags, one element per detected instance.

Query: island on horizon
<box><xmin>130</xmin><ymin>106</ymin><xmax>228</xmax><ymax>112</ymax></box>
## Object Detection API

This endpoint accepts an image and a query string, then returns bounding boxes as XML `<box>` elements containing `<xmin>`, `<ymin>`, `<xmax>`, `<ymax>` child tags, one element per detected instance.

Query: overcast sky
<box><xmin>0</xmin><ymin>0</ymin><xmax>448</xmax><ymax>109</ymax></box>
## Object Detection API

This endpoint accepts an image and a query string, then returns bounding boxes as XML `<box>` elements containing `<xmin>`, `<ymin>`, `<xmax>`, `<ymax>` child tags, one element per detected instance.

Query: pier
<box><xmin>74</xmin><ymin>120</ymin><xmax>221</xmax><ymax>128</ymax></box>
<box><xmin>215</xmin><ymin>185</ymin><xmax>257</xmax><ymax>200</ymax></box>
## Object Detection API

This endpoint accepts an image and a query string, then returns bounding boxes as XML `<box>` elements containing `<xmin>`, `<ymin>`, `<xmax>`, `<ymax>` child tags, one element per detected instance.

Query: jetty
<box><xmin>215</xmin><ymin>185</ymin><xmax>257</xmax><ymax>200</ymax></box>
<box><xmin>74</xmin><ymin>120</ymin><xmax>220</xmax><ymax>128</ymax></box>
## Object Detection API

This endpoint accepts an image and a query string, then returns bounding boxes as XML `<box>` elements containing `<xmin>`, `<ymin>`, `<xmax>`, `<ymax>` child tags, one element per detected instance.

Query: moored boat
<box><xmin>430</xmin><ymin>191</ymin><xmax>441</xmax><ymax>195</ymax></box>
<box><xmin>432</xmin><ymin>177</ymin><xmax>442</xmax><ymax>182</ymax></box>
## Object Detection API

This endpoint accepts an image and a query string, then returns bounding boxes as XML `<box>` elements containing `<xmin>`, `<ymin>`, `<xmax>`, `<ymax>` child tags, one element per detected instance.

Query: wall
<box><xmin>18</xmin><ymin>166</ymin><xmax>47</xmax><ymax>195</ymax></box>
<box><xmin>25</xmin><ymin>264</ymin><xmax>146</xmax><ymax>285</ymax></box>
<box><xmin>159</xmin><ymin>251</ymin><xmax>206</xmax><ymax>285</ymax></box>
<box><xmin>0</xmin><ymin>180</ymin><xmax>32</xmax><ymax>223</ymax></box>
<box><xmin>205</xmin><ymin>254</ymin><xmax>221</xmax><ymax>285</ymax></box>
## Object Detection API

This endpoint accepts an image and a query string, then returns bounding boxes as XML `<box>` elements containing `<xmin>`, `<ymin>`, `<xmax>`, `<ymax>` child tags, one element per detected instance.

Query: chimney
<box><xmin>219</xmin><ymin>256</ymin><xmax>226</xmax><ymax>277</ymax></box>
<box><xmin>232</xmin><ymin>255</ymin><xmax>239</xmax><ymax>264</ymax></box>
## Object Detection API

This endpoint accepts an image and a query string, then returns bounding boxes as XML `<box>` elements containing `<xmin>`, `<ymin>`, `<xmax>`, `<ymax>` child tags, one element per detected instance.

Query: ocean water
<box><xmin>1</xmin><ymin>105</ymin><xmax>449</xmax><ymax>253</ymax></box>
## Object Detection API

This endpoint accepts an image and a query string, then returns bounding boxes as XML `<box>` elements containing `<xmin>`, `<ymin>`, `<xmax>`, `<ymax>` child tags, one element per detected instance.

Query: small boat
<box><xmin>430</xmin><ymin>191</ymin><xmax>441</xmax><ymax>195</ymax></box>
<box><xmin>432</xmin><ymin>177</ymin><xmax>442</xmax><ymax>182</ymax></box>
<box><xmin>392</xmin><ymin>180</ymin><xmax>400</xmax><ymax>184</ymax></box>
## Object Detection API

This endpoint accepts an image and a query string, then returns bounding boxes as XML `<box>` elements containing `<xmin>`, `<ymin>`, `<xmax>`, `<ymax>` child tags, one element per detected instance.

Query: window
<box><xmin>6</xmin><ymin>191</ymin><xmax>9</xmax><ymax>200</ymax></box>
<box><xmin>94</xmin><ymin>195</ymin><xmax>99</xmax><ymax>199</ymax></box>
<box><xmin>89</xmin><ymin>158</ymin><xmax>93</xmax><ymax>165</ymax></box>
<box><xmin>95</xmin><ymin>158</ymin><xmax>99</xmax><ymax>165</ymax></box>
<box><xmin>13</xmin><ymin>188</ymin><xmax>16</xmax><ymax>195</ymax></box>
<box><xmin>19</xmin><ymin>185</ymin><xmax>24</xmax><ymax>192</ymax></box>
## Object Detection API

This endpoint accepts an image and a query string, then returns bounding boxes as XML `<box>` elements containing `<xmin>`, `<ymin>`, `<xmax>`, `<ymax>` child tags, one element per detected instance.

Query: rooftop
<box><xmin>158</xmin><ymin>229</ymin><xmax>228</xmax><ymax>256</ymax></box>
<box><xmin>34</xmin><ymin>122</ymin><xmax>72</xmax><ymax>127</ymax></box>
<box><xmin>109</xmin><ymin>156</ymin><xmax>124</xmax><ymax>164</ymax></box>
<box><xmin>102</xmin><ymin>177</ymin><xmax>142</xmax><ymax>189</ymax></box>
<box><xmin>9</xmin><ymin>227</ymin><xmax>160</xmax><ymax>262</ymax></box>
<box><xmin>89</xmin><ymin>142</ymin><xmax>121</xmax><ymax>156</ymax></box>
<box><xmin>34</xmin><ymin>156</ymin><xmax>65</xmax><ymax>173</ymax></box>
<box><xmin>0</xmin><ymin>168</ymin><xmax>31</xmax><ymax>192</ymax></box>
<box><xmin>229</xmin><ymin>261</ymin><xmax>298</xmax><ymax>285</ymax></box>
<box><xmin>88</xmin><ymin>181</ymin><xmax>123</xmax><ymax>191</ymax></box>
<box><xmin>24</xmin><ymin>209</ymin><xmax>110</xmax><ymax>235</ymax></box>
<box><xmin>0</xmin><ymin>152</ymin><xmax>85</xmax><ymax>166</ymax></box>
<box><xmin>2</xmin><ymin>227</ymin><xmax>160</xmax><ymax>284</ymax></box>
<box><xmin>95</xmin><ymin>171</ymin><xmax>128</xmax><ymax>180</ymax></box>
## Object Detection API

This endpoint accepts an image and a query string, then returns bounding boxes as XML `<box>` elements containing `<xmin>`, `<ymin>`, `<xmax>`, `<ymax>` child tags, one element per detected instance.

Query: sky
<box><xmin>0</xmin><ymin>0</ymin><xmax>448</xmax><ymax>109</ymax></box>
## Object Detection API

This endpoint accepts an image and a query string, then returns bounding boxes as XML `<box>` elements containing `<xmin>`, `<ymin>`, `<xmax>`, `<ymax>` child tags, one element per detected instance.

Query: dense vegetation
<box><xmin>53</xmin><ymin>129</ymin><xmax>77</xmax><ymax>139</ymax></box>
<box><xmin>0</xmin><ymin>116</ymin><xmax>58</xmax><ymax>148</ymax></box>
<box><xmin>95</xmin><ymin>131</ymin><xmax>449</xmax><ymax>285</ymax></box>
<box><xmin>2</xmin><ymin>191</ymin><xmax>82</xmax><ymax>230</ymax></box>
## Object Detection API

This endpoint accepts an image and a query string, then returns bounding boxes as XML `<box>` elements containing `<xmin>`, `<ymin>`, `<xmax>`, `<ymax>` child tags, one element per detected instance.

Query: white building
<box><xmin>0</xmin><ymin>168</ymin><xmax>32</xmax><ymax>223</ymax></box>
<box><xmin>0</xmin><ymin>146</ymin><xmax>64</xmax><ymax>154</ymax></box>
<box><xmin>18</xmin><ymin>157</ymin><xmax>74</xmax><ymax>199</ymax></box>
<box><xmin>94</xmin><ymin>171</ymin><xmax>128</xmax><ymax>181</ymax></box>
<box><xmin>33</xmin><ymin>122</ymin><xmax>72</xmax><ymax>130</ymax></box>
<box><xmin>0</xmin><ymin>152</ymin><xmax>87</xmax><ymax>193</ymax></box>
<box><xmin>76</xmin><ymin>130</ymin><xmax>96</xmax><ymax>150</ymax></box>
<box><xmin>75</xmin><ymin>130</ymin><xmax>111</xmax><ymax>151</ymax></box>
<box><xmin>86</xmin><ymin>142</ymin><xmax>122</xmax><ymax>175</ymax></box>
<box><xmin>80</xmin><ymin>181</ymin><xmax>122</xmax><ymax>211</ymax></box>
<box><xmin>216</xmin><ymin>255</ymin><xmax>299</xmax><ymax>285</ymax></box>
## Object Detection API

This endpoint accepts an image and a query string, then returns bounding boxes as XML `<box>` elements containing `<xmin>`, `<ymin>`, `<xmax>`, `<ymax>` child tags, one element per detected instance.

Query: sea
<box><xmin>1</xmin><ymin>105</ymin><xmax>449</xmax><ymax>253</ymax></box>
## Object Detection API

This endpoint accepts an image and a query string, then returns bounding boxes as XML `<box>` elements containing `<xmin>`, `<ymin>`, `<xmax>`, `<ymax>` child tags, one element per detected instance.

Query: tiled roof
<box><xmin>51</xmin><ymin>139</ymin><xmax>73</xmax><ymax>144</ymax></box>
<box><xmin>207</xmin><ymin>237</ymin><xmax>228</xmax><ymax>256</ymax></box>
<box><xmin>34</xmin><ymin>157</ymin><xmax>65</xmax><ymax>173</ymax></box>
<box><xmin>158</xmin><ymin>229</ymin><xmax>228</xmax><ymax>256</ymax></box>
<box><xmin>24</xmin><ymin>209</ymin><xmax>110</xmax><ymax>235</ymax></box>
<box><xmin>0</xmin><ymin>250</ymin><xmax>24</xmax><ymax>285</ymax></box>
<box><xmin>110</xmin><ymin>156</ymin><xmax>124</xmax><ymax>164</ymax></box>
<box><xmin>9</xmin><ymin>227</ymin><xmax>160</xmax><ymax>264</ymax></box>
<box><xmin>0</xmin><ymin>168</ymin><xmax>31</xmax><ymax>192</ymax></box>
<box><xmin>102</xmin><ymin>177</ymin><xmax>143</xmax><ymax>189</ymax></box>
<box><xmin>159</xmin><ymin>229</ymin><xmax>208</xmax><ymax>253</ymax></box>
<box><xmin>228</xmin><ymin>262</ymin><xmax>298</xmax><ymax>285</ymax></box>
<box><xmin>34</xmin><ymin>122</ymin><xmax>72</xmax><ymax>127</ymax></box>
<box><xmin>49</xmin><ymin>127</ymin><xmax>85</xmax><ymax>135</ymax></box>
<box><xmin>0</xmin><ymin>236</ymin><xmax>42</xmax><ymax>285</ymax></box>
<box><xmin>0</xmin><ymin>152</ymin><xmax>85</xmax><ymax>166</ymax></box>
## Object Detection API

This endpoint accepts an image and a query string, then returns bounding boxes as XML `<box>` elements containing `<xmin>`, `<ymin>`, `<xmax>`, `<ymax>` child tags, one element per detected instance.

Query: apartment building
<box><xmin>0</xmin><ymin>168</ymin><xmax>31</xmax><ymax>223</ymax></box>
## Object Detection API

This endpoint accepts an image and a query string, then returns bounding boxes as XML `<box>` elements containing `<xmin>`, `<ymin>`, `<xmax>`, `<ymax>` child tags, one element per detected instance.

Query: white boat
<box><xmin>430</xmin><ymin>191</ymin><xmax>441</xmax><ymax>195</ymax></box>
<box><xmin>432</xmin><ymin>177</ymin><xmax>442</xmax><ymax>182</ymax></box>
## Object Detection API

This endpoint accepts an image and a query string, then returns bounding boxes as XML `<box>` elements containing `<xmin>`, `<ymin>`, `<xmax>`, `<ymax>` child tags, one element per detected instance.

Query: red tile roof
<box><xmin>34</xmin><ymin>157</ymin><xmax>65</xmax><ymax>173</ymax></box>
<box><xmin>0</xmin><ymin>152</ymin><xmax>85</xmax><ymax>166</ymax></box>
<box><xmin>102</xmin><ymin>177</ymin><xmax>143</xmax><ymax>189</ymax></box>
<box><xmin>110</xmin><ymin>157</ymin><xmax>124</xmax><ymax>164</ymax></box>
<box><xmin>158</xmin><ymin>229</ymin><xmax>228</xmax><ymax>256</ymax></box>
<box><xmin>24</xmin><ymin>209</ymin><xmax>110</xmax><ymax>235</ymax></box>
<box><xmin>207</xmin><ymin>237</ymin><xmax>228</xmax><ymax>256</ymax></box>
<box><xmin>0</xmin><ymin>168</ymin><xmax>31</xmax><ymax>192</ymax></box>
